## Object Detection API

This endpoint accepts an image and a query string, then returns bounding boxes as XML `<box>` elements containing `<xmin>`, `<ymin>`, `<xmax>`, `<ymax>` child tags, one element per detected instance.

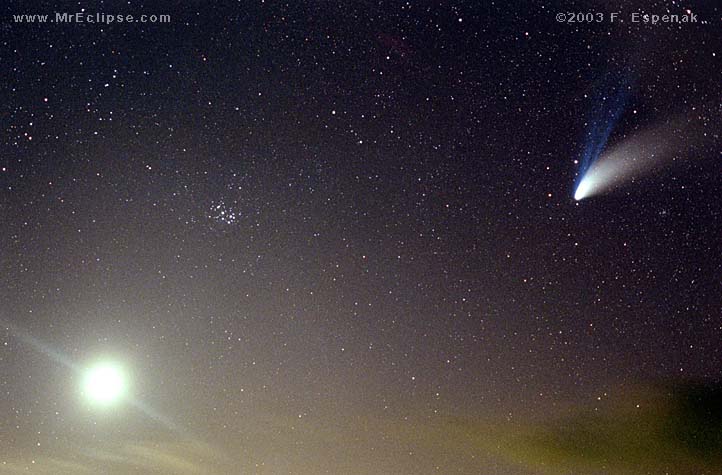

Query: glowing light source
<box><xmin>574</xmin><ymin>176</ymin><xmax>593</xmax><ymax>201</ymax></box>
<box><xmin>82</xmin><ymin>362</ymin><xmax>126</xmax><ymax>405</ymax></box>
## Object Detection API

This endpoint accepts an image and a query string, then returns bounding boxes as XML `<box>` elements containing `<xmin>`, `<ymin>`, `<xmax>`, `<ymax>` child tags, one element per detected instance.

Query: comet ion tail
<box><xmin>82</xmin><ymin>362</ymin><xmax>126</xmax><ymax>405</ymax></box>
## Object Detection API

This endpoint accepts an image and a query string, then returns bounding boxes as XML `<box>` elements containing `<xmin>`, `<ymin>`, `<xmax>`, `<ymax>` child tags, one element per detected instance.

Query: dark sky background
<box><xmin>1</xmin><ymin>1</ymin><xmax>720</xmax><ymax>474</ymax></box>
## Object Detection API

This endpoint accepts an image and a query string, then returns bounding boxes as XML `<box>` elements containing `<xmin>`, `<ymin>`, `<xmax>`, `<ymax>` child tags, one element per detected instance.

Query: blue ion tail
<box><xmin>574</xmin><ymin>73</ymin><xmax>632</xmax><ymax>200</ymax></box>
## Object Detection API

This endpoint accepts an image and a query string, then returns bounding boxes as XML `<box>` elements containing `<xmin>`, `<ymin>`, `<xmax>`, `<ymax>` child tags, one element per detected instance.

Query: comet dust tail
<box><xmin>574</xmin><ymin>114</ymin><xmax>711</xmax><ymax>200</ymax></box>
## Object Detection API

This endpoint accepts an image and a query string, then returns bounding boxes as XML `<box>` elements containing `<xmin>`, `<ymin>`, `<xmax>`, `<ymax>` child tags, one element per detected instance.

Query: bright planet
<box><xmin>82</xmin><ymin>362</ymin><xmax>127</xmax><ymax>405</ymax></box>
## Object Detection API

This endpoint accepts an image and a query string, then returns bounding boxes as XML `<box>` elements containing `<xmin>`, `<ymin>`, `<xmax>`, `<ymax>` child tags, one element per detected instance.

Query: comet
<box><xmin>574</xmin><ymin>114</ymin><xmax>709</xmax><ymax>200</ymax></box>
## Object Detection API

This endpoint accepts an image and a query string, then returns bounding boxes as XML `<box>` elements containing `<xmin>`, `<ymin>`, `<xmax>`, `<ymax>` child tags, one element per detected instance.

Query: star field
<box><xmin>1</xmin><ymin>1</ymin><xmax>720</xmax><ymax>474</ymax></box>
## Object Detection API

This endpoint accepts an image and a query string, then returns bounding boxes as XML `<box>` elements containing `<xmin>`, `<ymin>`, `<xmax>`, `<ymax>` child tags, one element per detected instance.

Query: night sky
<box><xmin>1</xmin><ymin>1</ymin><xmax>720</xmax><ymax>474</ymax></box>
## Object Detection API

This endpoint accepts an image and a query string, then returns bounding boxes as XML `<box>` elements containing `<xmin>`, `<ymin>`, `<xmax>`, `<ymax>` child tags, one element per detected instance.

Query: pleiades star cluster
<box><xmin>1</xmin><ymin>1</ymin><xmax>720</xmax><ymax>474</ymax></box>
